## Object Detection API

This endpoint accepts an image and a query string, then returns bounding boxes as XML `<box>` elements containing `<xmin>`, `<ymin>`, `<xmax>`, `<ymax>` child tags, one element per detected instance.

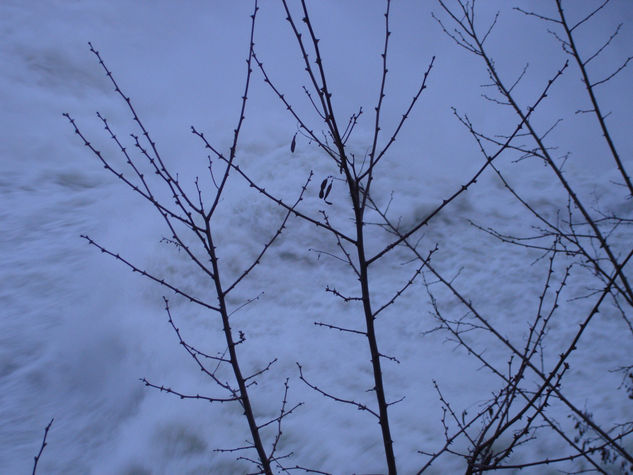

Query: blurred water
<box><xmin>2</xmin><ymin>1</ymin><xmax>633</xmax><ymax>473</ymax></box>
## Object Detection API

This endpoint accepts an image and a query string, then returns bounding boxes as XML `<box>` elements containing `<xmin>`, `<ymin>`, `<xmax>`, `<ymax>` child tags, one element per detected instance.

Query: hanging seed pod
<box><xmin>319</xmin><ymin>178</ymin><xmax>328</xmax><ymax>198</ymax></box>
<box><xmin>290</xmin><ymin>133</ymin><xmax>297</xmax><ymax>153</ymax></box>
<box><xmin>324</xmin><ymin>182</ymin><xmax>333</xmax><ymax>200</ymax></box>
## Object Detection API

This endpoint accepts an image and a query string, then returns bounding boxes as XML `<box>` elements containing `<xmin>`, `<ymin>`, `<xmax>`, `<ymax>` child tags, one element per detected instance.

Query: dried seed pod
<box><xmin>319</xmin><ymin>178</ymin><xmax>328</xmax><ymax>198</ymax></box>
<box><xmin>290</xmin><ymin>133</ymin><xmax>297</xmax><ymax>153</ymax></box>
<box><xmin>324</xmin><ymin>182</ymin><xmax>333</xmax><ymax>200</ymax></box>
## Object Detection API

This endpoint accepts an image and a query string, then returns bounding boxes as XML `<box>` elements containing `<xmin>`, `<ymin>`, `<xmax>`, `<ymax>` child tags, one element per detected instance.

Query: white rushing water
<box><xmin>2</xmin><ymin>1</ymin><xmax>632</xmax><ymax>473</ymax></box>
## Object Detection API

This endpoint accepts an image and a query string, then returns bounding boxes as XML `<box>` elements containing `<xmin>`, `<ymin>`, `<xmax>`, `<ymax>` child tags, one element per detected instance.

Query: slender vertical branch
<box><xmin>32</xmin><ymin>419</ymin><xmax>54</xmax><ymax>475</ymax></box>
<box><xmin>554</xmin><ymin>0</ymin><xmax>633</xmax><ymax>196</ymax></box>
